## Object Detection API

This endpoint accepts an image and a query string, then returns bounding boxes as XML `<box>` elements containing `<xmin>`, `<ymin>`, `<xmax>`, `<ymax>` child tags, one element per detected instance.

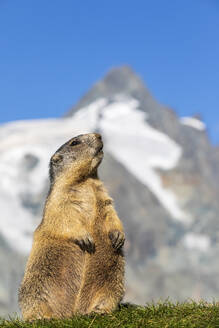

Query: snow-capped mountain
<box><xmin>0</xmin><ymin>66</ymin><xmax>219</xmax><ymax>315</ymax></box>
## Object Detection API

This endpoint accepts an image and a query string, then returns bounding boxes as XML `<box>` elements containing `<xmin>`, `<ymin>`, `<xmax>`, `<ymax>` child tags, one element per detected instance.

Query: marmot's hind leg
<box><xmin>86</xmin><ymin>291</ymin><xmax>121</xmax><ymax>314</ymax></box>
<box><xmin>91</xmin><ymin>300</ymin><xmax>115</xmax><ymax>314</ymax></box>
<box><xmin>22</xmin><ymin>302</ymin><xmax>54</xmax><ymax>321</ymax></box>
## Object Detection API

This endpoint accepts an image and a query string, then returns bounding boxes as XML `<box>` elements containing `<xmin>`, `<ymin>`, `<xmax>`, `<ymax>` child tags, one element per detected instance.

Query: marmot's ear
<box><xmin>51</xmin><ymin>154</ymin><xmax>63</xmax><ymax>164</ymax></box>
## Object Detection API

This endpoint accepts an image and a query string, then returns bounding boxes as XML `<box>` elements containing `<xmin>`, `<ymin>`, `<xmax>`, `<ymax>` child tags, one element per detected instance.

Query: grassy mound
<box><xmin>1</xmin><ymin>302</ymin><xmax>219</xmax><ymax>327</ymax></box>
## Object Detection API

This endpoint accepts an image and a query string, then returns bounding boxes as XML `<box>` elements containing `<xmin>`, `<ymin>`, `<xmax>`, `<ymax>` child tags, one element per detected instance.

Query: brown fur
<box><xmin>18</xmin><ymin>133</ymin><xmax>125</xmax><ymax>320</ymax></box>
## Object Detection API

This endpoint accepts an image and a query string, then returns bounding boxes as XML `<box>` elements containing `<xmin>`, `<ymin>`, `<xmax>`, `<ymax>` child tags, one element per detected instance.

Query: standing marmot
<box><xmin>18</xmin><ymin>133</ymin><xmax>125</xmax><ymax>320</ymax></box>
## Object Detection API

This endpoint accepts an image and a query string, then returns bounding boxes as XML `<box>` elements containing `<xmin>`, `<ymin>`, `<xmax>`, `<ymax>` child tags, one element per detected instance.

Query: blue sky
<box><xmin>0</xmin><ymin>0</ymin><xmax>219</xmax><ymax>144</ymax></box>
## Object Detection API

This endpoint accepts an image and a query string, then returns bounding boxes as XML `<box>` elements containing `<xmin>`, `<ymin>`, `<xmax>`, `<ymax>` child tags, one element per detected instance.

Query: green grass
<box><xmin>1</xmin><ymin>302</ymin><xmax>219</xmax><ymax>328</ymax></box>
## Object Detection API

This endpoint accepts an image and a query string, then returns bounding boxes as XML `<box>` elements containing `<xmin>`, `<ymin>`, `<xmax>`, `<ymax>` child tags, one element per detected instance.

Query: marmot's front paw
<box><xmin>74</xmin><ymin>234</ymin><xmax>95</xmax><ymax>254</ymax></box>
<box><xmin>108</xmin><ymin>230</ymin><xmax>125</xmax><ymax>250</ymax></box>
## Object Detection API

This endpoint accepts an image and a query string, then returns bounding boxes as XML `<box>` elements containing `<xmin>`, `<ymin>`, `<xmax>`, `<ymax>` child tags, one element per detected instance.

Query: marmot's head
<box><xmin>49</xmin><ymin>133</ymin><xmax>103</xmax><ymax>185</ymax></box>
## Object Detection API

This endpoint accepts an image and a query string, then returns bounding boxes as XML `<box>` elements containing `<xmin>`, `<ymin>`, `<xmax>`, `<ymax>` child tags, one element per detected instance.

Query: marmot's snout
<box><xmin>93</xmin><ymin>134</ymin><xmax>103</xmax><ymax>155</ymax></box>
<box><xmin>82</xmin><ymin>133</ymin><xmax>103</xmax><ymax>155</ymax></box>
<box><xmin>85</xmin><ymin>133</ymin><xmax>102</xmax><ymax>143</ymax></box>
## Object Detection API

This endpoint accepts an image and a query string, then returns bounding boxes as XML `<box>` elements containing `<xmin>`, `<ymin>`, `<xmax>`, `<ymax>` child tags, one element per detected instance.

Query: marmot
<box><xmin>18</xmin><ymin>133</ymin><xmax>125</xmax><ymax>320</ymax></box>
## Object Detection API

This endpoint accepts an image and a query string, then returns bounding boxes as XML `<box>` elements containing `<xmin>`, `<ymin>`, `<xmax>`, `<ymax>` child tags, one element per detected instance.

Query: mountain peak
<box><xmin>67</xmin><ymin>66</ymin><xmax>150</xmax><ymax>117</ymax></box>
<box><xmin>101</xmin><ymin>65</ymin><xmax>146</xmax><ymax>93</ymax></box>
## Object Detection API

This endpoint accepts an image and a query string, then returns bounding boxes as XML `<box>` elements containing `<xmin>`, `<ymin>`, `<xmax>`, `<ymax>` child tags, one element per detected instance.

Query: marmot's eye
<box><xmin>69</xmin><ymin>140</ymin><xmax>81</xmax><ymax>146</ymax></box>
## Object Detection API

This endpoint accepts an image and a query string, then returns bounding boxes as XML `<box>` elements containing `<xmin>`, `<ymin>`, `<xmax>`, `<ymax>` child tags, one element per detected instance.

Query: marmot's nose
<box><xmin>94</xmin><ymin>133</ymin><xmax>102</xmax><ymax>140</ymax></box>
